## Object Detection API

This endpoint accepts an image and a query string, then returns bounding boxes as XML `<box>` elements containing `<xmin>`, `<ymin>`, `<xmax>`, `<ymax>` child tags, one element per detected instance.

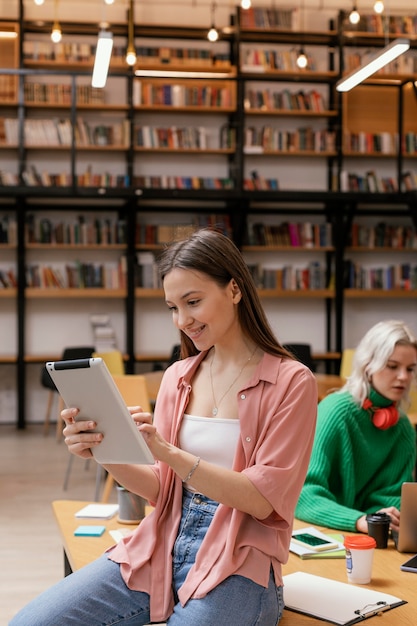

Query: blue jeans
<box><xmin>10</xmin><ymin>490</ymin><xmax>284</xmax><ymax>625</ymax></box>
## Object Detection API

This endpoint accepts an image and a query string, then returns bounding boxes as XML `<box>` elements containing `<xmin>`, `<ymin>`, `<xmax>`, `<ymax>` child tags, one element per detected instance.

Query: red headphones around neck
<box><xmin>363</xmin><ymin>399</ymin><xmax>399</xmax><ymax>430</ymax></box>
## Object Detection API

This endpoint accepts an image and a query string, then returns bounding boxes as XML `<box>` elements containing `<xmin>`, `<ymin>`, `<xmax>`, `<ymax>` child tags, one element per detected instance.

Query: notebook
<box><xmin>394</xmin><ymin>482</ymin><xmax>417</xmax><ymax>553</ymax></box>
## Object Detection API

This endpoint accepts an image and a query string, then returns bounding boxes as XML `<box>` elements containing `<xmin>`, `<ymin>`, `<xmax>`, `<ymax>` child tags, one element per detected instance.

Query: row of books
<box><xmin>25</xmin><ymin>215</ymin><xmax>127</xmax><ymax>245</ymax></box>
<box><xmin>24</xmin><ymin>83</ymin><xmax>105</xmax><ymax>106</ymax></box>
<box><xmin>241</xmin><ymin>49</ymin><xmax>317</xmax><ymax>73</ymax></box>
<box><xmin>90</xmin><ymin>315</ymin><xmax>118</xmax><ymax>353</ymax></box>
<box><xmin>246</xmin><ymin>222</ymin><xmax>333</xmax><ymax>248</ymax></box>
<box><xmin>77</xmin><ymin>119</ymin><xmax>130</xmax><ymax>148</ymax></box>
<box><xmin>239</xmin><ymin>7</ymin><xmax>295</xmax><ymax>31</ymax></box>
<box><xmin>343</xmin><ymin>260</ymin><xmax>417</xmax><ymax>290</ymax></box>
<box><xmin>136</xmin><ymin>215</ymin><xmax>232</xmax><ymax>245</ymax></box>
<box><xmin>340</xmin><ymin>171</ymin><xmax>398</xmax><ymax>193</ymax></box>
<box><xmin>244</xmin><ymin>172</ymin><xmax>279</xmax><ymax>190</ymax></box>
<box><xmin>402</xmin><ymin>171</ymin><xmax>417</xmax><ymax>191</ymax></box>
<box><xmin>136</xmin><ymin>126</ymin><xmax>215</xmax><ymax>150</ymax></box>
<box><xmin>244</xmin><ymin>127</ymin><xmax>336</xmax><ymax>153</ymax></box>
<box><xmin>133</xmin><ymin>82</ymin><xmax>234</xmax><ymax>109</ymax></box>
<box><xmin>247</xmin><ymin>261</ymin><xmax>328</xmax><ymax>291</ymax></box>
<box><xmin>0</xmin><ymin>216</ymin><xmax>17</xmax><ymax>244</ymax></box>
<box><xmin>23</xmin><ymin>40</ymin><xmax>126</xmax><ymax>64</ymax></box>
<box><xmin>343</xmin><ymin>132</ymin><xmax>397</xmax><ymax>155</ymax></box>
<box><xmin>136</xmin><ymin>252</ymin><xmax>162</xmax><ymax>289</ymax></box>
<box><xmin>136</xmin><ymin>46</ymin><xmax>230</xmax><ymax>67</ymax></box>
<box><xmin>343</xmin><ymin>13</ymin><xmax>417</xmax><ymax>35</ymax></box>
<box><xmin>349</xmin><ymin>223</ymin><xmax>417</xmax><ymax>249</ymax></box>
<box><xmin>344</xmin><ymin>51</ymin><xmax>417</xmax><ymax>76</ymax></box>
<box><xmin>132</xmin><ymin>176</ymin><xmax>234</xmax><ymax>190</ymax></box>
<box><xmin>0</xmin><ymin>267</ymin><xmax>17</xmax><ymax>288</ymax></box>
<box><xmin>0</xmin><ymin>75</ymin><xmax>16</xmax><ymax>103</ymax></box>
<box><xmin>0</xmin><ymin>117</ymin><xmax>130</xmax><ymax>148</ymax></box>
<box><xmin>25</xmin><ymin>260</ymin><xmax>127</xmax><ymax>289</ymax></box>
<box><xmin>402</xmin><ymin>135</ymin><xmax>417</xmax><ymax>156</ymax></box>
<box><xmin>245</xmin><ymin>88</ymin><xmax>326</xmax><ymax>113</ymax></box>
<box><xmin>19</xmin><ymin>166</ymin><xmax>130</xmax><ymax>188</ymax></box>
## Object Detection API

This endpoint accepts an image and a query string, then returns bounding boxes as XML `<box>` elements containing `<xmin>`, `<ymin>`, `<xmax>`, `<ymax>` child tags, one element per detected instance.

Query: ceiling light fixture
<box><xmin>373</xmin><ymin>1</ymin><xmax>384</xmax><ymax>14</ymax></box>
<box><xmin>50</xmin><ymin>0</ymin><xmax>62</xmax><ymax>43</ymax></box>
<box><xmin>92</xmin><ymin>29</ymin><xmax>114</xmax><ymax>88</ymax></box>
<box><xmin>207</xmin><ymin>2</ymin><xmax>219</xmax><ymax>43</ymax></box>
<box><xmin>0</xmin><ymin>30</ymin><xmax>18</xmax><ymax>38</ymax></box>
<box><xmin>296</xmin><ymin>0</ymin><xmax>308</xmax><ymax>69</ymax></box>
<box><xmin>34</xmin><ymin>0</ymin><xmax>45</xmax><ymax>5</ymax></box>
<box><xmin>241</xmin><ymin>0</ymin><xmax>252</xmax><ymax>9</ymax></box>
<box><xmin>336</xmin><ymin>38</ymin><xmax>410</xmax><ymax>92</ymax></box>
<box><xmin>296</xmin><ymin>47</ymin><xmax>308</xmax><ymax>69</ymax></box>
<box><xmin>349</xmin><ymin>5</ymin><xmax>360</xmax><ymax>25</ymax></box>
<box><xmin>125</xmin><ymin>0</ymin><xmax>137</xmax><ymax>67</ymax></box>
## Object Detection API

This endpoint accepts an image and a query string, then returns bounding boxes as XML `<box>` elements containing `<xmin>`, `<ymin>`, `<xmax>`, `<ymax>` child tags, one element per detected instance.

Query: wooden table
<box><xmin>53</xmin><ymin>501</ymin><xmax>416</xmax><ymax>625</ymax></box>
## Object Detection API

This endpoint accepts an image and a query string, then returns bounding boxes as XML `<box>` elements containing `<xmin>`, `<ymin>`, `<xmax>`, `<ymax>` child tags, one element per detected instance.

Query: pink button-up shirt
<box><xmin>109</xmin><ymin>351</ymin><xmax>317</xmax><ymax>623</ymax></box>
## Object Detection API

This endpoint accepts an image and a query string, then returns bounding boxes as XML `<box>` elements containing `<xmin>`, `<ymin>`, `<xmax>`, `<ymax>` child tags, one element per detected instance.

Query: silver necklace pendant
<box><xmin>212</xmin><ymin>407</ymin><xmax>218</xmax><ymax>416</ymax></box>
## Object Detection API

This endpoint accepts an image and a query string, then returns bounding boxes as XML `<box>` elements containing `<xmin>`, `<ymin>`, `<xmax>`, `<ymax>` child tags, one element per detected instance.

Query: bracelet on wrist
<box><xmin>182</xmin><ymin>456</ymin><xmax>200</xmax><ymax>483</ymax></box>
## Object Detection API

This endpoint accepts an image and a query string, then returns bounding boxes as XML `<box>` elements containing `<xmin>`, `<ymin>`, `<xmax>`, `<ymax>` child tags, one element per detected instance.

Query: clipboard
<box><xmin>283</xmin><ymin>572</ymin><xmax>406</xmax><ymax>625</ymax></box>
<box><xmin>46</xmin><ymin>357</ymin><xmax>155</xmax><ymax>465</ymax></box>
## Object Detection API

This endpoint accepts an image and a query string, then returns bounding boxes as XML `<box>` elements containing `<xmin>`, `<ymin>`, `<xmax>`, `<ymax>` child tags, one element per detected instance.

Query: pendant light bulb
<box><xmin>126</xmin><ymin>47</ymin><xmax>137</xmax><ymax>66</ymax></box>
<box><xmin>349</xmin><ymin>6</ymin><xmax>360</xmax><ymax>25</ymax></box>
<box><xmin>34</xmin><ymin>0</ymin><xmax>45</xmax><ymax>5</ymax></box>
<box><xmin>207</xmin><ymin>3</ymin><xmax>219</xmax><ymax>43</ymax></box>
<box><xmin>296</xmin><ymin>48</ymin><xmax>308</xmax><ymax>69</ymax></box>
<box><xmin>241</xmin><ymin>0</ymin><xmax>252</xmax><ymax>9</ymax></box>
<box><xmin>207</xmin><ymin>26</ymin><xmax>219</xmax><ymax>42</ymax></box>
<box><xmin>373</xmin><ymin>1</ymin><xmax>384</xmax><ymax>13</ymax></box>
<box><xmin>51</xmin><ymin>21</ymin><xmax>62</xmax><ymax>43</ymax></box>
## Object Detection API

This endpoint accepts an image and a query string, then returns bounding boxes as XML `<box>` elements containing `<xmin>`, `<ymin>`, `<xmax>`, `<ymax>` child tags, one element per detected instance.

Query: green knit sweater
<box><xmin>295</xmin><ymin>388</ymin><xmax>416</xmax><ymax>531</ymax></box>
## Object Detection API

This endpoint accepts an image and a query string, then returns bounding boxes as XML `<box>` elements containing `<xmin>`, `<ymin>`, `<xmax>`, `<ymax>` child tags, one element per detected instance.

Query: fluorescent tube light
<box><xmin>0</xmin><ymin>31</ymin><xmax>18</xmax><ymax>38</ymax></box>
<box><xmin>336</xmin><ymin>38</ymin><xmax>410</xmax><ymax>92</ymax></box>
<box><xmin>92</xmin><ymin>30</ymin><xmax>113</xmax><ymax>88</ymax></box>
<box><xmin>134</xmin><ymin>69</ymin><xmax>232</xmax><ymax>79</ymax></box>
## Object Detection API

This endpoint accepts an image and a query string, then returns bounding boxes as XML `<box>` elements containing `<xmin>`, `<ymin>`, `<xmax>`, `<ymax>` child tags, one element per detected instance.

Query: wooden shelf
<box><xmin>345</xmin><ymin>289</ymin><xmax>417</xmax><ymax>299</ymax></box>
<box><xmin>25</xmin><ymin>288</ymin><xmax>127</xmax><ymax>298</ymax></box>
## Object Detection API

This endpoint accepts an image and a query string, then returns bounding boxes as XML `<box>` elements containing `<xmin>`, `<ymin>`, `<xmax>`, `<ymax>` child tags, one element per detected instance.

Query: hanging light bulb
<box><xmin>125</xmin><ymin>0</ymin><xmax>137</xmax><ymax>66</ymax></box>
<box><xmin>34</xmin><ymin>0</ymin><xmax>45</xmax><ymax>6</ymax></box>
<box><xmin>51</xmin><ymin>0</ymin><xmax>62</xmax><ymax>43</ymax></box>
<box><xmin>296</xmin><ymin>48</ymin><xmax>308</xmax><ymax>69</ymax></box>
<box><xmin>104</xmin><ymin>0</ymin><xmax>115</xmax><ymax>4</ymax></box>
<box><xmin>207</xmin><ymin>2</ymin><xmax>219</xmax><ymax>43</ymax></box>
<box><xmin>51</xmin><ymin>20</ymin><xmax>62</xmax><ymax>43</ymax></box>
<box><xmin>373</xmin><ymin>1</ymin><xmax>384</xmax><ymax>13</ymax></box>
<box><xmin>241</xmin><ymin>0</ymin><xmax>252</xmax><ymax>9</ymax></box>
<box><xmin>349</xmin><ymin>5</ymin><xmax>360</xmax><ymax>25</ymax></box>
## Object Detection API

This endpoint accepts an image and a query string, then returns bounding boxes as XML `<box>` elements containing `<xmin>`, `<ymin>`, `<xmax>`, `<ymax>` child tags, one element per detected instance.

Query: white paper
<box><xmin>75</xmin><ymin>503</ymin><xmax>119</xmax><ymax>519</ymax></box>
<box><xmin>283</xmin><ymin>572</ymin><xmax>404</xmax><ymax>625</ymax></box>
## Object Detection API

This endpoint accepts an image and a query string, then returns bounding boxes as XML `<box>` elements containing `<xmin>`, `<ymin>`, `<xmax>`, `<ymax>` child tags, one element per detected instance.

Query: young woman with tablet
<box><xmin>11</xmin><ymin>229</ymin><xmax>317</xmax><ymax>626</ymax></box>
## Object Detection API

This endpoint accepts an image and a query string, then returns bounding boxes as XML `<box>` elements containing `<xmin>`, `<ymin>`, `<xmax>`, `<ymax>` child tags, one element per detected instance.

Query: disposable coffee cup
<box><xmin>116</xmin><ymin>485</ymin><xmax>145</xmax><ymax>524</ymax></box>
<box><xmin>344</xmin><ymin>535</ymin><xmax>376</xmax><ymax>584</ymax></box>
<box><xmin>366</xmin><ymin>512</ymin><xmax>391</xmax><ymax>549</ymax></box>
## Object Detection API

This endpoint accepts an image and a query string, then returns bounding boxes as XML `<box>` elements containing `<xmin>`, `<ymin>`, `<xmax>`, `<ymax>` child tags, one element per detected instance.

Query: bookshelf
<box><xmin>1</xmin><ymin>5</ymin><xmax>417</xmax><ymax>426</ymax></box>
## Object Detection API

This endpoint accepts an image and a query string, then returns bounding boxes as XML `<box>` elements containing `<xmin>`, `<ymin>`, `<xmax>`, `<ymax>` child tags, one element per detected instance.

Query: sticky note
<box><xmin>74</xmin><ymin>525</ymin><xmax>106</xmax><ymax>537</ymax></box>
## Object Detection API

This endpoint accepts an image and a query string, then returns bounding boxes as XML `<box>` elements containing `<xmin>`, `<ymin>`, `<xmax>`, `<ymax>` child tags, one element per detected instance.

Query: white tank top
<box><xmin>179</xmin><ymin>414</ymin><xmax>240</xmax><ymax>469</ymax></box>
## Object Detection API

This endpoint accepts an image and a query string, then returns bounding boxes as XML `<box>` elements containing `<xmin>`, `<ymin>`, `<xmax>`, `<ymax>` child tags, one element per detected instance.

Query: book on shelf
<box><xmin>90</xmin><ymin>315</ymin><xmax>118</xmax><ymax>352</ymax></box>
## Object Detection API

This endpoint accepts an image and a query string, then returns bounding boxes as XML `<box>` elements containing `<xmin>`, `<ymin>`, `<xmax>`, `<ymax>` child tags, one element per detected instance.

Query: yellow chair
<box><xmin>92</xmin><ymin>350</ymin><xmax>125</xmax><ymax>375</ymax></box>
<box><xmin>340</xmin><ymin>349</ymin><xmax>355</xmax><ymax>381</ymax></box>
<box><xmin>100</xmin><ymin>374</ymin><xmax>152</xmax><ymax>503</ymax></box>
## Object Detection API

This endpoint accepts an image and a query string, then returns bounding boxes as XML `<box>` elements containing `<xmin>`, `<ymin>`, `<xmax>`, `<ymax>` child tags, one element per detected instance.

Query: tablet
<box><xmin>46</xmin><ymin>357</ymin><xmax>154</xmax><ymax>465</ymax></box>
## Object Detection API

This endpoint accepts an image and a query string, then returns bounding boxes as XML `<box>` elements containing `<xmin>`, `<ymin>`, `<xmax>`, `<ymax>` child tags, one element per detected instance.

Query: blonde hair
<box><xmin>343</xmin><ymin>320</ymin><xmax>417</xmax><ymax>409</ymax></box>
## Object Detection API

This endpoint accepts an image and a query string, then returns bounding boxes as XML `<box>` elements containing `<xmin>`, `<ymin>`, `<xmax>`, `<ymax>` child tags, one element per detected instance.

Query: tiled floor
<box><xmin>0</xmin><ymin>424</ymin><xmax>116</xmax><ymax>624</ymax></box>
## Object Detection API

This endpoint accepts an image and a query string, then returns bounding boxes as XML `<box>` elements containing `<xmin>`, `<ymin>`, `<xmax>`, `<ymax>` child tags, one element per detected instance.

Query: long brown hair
<box><xmin>157</xmin><ymin>228</ymin><xmax>294</xmax><ymax>360</ymax></box>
